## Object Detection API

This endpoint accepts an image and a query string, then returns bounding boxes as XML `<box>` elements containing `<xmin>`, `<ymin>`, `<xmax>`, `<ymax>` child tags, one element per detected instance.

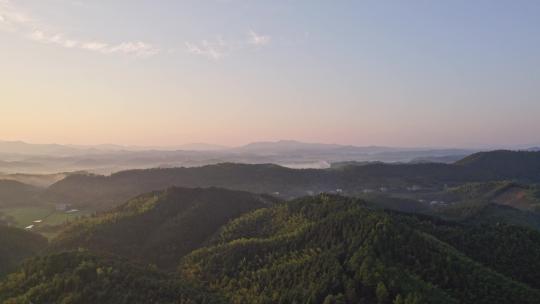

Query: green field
<box><xmin>0</xmin><ymin>207</ymin><xmax>51</xmax><ymax>228</ymax></box>
<box><xmin>0</xmin><ymin>206</ymin><xmax>90</xmax><ymax>238</ymax></box>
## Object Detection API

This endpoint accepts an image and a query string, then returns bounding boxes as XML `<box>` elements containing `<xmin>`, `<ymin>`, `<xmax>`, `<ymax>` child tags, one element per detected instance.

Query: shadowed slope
<box><xmin>51</xmin><ymin>187</ymin><xmax>277</xmax><ymax>268</ymax></box>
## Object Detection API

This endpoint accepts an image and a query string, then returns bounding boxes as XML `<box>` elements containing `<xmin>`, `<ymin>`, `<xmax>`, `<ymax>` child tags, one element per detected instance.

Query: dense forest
<box><xmin>179</xmin><ymin>195</ymin><xmax>540</xmax><ymax>304</ymax></box>
<box><xmin>413</xmin><ymin>218</ymin><xmax>540</xmax><ymax>289</ymax></box>
<box><xmin>456</xmin><ymin>150</ymin><xmax>540</xmax><ymax>180</ymax></box>
<box><xmin>0</xmin><ymin>251</ymin><xmax>224</xmax><ymax>304</ymax></box>
<box><xmin>2</xmin><ymin>192</ymin><xmax>540</xmax><ymax>303</ymax></box>
<box><xmin>51</xmin><ymin>187</ymin><xmax>277</xmax><ymax>268</ymax></box>
<box><xmin>0</xmin><ymin>180</ymin><xmax>40</xmax><ymax>208</ymax></box>
<box><xmin>433</xmin><ymin>201</ymin><xmax>540</xmax><ymax>231</ymax></box>
<box><xmin>0</xmin><ymin>225</ymin><xmax>47</xmax><ymax>276</ymax></box>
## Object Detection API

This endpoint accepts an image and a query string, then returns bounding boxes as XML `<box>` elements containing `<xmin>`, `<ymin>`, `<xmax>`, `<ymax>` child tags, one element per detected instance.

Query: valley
<box><xmin>1</xmin><ymin>150</ymin><xmax>540</xmax><ymax>303</ymax></box>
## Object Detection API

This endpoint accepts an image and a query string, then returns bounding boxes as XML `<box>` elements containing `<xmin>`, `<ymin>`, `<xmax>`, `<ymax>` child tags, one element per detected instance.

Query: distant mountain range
<box><xmin>0</xmin><ymin>139</ymin><xmax>468</xmax><ymax>155</ymax></box>
<box><xmin>0</xmin><ymin>139</ymin><xmax>480</xmax><ymax>174</ymax></box>
<box><xmin>67</xmin><ymin>142</ymin><xmax>229</xmax><ymax>152</ymax></box>
<box><xmin>0</xmin><ymin>140</ymin><xmax>85</xmax><ymax>157</ymax></box>
<box><xmin>0</xmin><ymin>140</ymin><xmax>228</xmax><ymax>156</ymax></box>
<box><xmin>2</xmin><ymin>139</ymin><xmax>540</xmax><ymax>175</ymax></box>
<box><xmin>233</xmin><ymin>140</ymin><xmax>399</xmax><ymax>154</ymax></box>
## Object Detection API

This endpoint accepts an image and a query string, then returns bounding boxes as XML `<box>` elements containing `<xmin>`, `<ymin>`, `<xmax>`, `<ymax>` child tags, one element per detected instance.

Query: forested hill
<box><xmin>180</xmin><ymin>195</ymin><xmax>540</xmax><ymax>304</ymax></box>
<box><xmin>0</xmin><ymin>225</ymin><xmax>48</xmax><ymax>276</ymax></box>
<box><xmin>0</xmin><ymin>180</ymin><xmax>40</xmax><ymax>208</ymax></box>
<box><xmin>51</xmin><ymin>187</ymin><xmax>277</xmax><ymax>268</ymax></box>
<box><xmin>0</xmin><ymin>251</ymin><xmax>225</xmax><ymax>304</ymax></box>
<box><xmin>456</xmin><ymin>150</ymin><xmax>540</xmax><ymax>179</ymax></box>
<box><xmin>43</xmin><ymin>151</ymin><xmax>540</xmax><ymax>210</ymax></box>
<box><xmin>435</xmin><ymin>201</ymin><xmax>540</xmax><ymax>231</ymax></box>
<box><xmin>44</xmin><ymin>164</ymin><xmax>304</xmax><ymax>209</ymax></box>
<box><xmin>3</xmin><ymin>194</ymin><xmax>540</xmax><ymax>303</ymax></box>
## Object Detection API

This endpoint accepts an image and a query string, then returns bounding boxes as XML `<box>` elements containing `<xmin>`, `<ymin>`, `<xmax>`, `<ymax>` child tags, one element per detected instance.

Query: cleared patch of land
<box><xmin>0</xmin><ymin>205</ymin><xmax>90</xmax><ymax>238</ymax></box>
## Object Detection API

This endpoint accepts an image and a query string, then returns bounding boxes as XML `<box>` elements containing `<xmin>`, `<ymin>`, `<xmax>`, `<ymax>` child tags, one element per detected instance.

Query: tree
<box><xmin>393</xmin><ymin>294</ymin><xmax>404</xmax><ymax>304</ymax></box>
<box><xmin>323</xmin><ymin>294</ymin><xmax>346</xmax><ymax>304</ymax></box>
<box><xmin>376</xmin><ymin>282</ymin><xmax>389</xmax><ymax>304</ymax></box>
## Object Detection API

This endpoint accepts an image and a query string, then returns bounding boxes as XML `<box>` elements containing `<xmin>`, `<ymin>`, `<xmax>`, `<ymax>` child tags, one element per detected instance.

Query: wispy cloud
<box><xmin>185</xmin><ymin>38</ymin><xmax>229</xmax><ymax>60</ymax></box>
<box><xmin>186</xmin><ymin>30</ymin><xmax>271</xmax><ymax>60</ymax></box>
<box><xmin>30</xmin><ymin>30</ymin><xmax>159</xmax><ymax>57</ymax></box>
<box><xmin>0</xmin><ymin>0</ymin><xmax>32</xmax><ymax>30</ymax></box>
<box><xmin>248</xmin><ymin>30</ymin><xmax>270</xmax><ymax>46</ymax></box>
<box><xmin>0</xmin><ymin>0</ymin><xmax>159</xmax><ymax>57</ymax></box>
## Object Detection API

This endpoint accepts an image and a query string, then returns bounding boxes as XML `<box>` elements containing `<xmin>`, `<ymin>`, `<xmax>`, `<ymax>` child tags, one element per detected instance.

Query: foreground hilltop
<box><xmin>3</xmin><ymin>191</ymin><xmax>540</xmax><ymax>303</ymax></box>
<box><xmin>179</xmin><ymin>194</ymin><xmax>540</xmax><ymax>304</ymax></box>
<box><xmin>0</xmin><ymin>251</ymin><xmax>225</xmax><ymax>304</ymax></box>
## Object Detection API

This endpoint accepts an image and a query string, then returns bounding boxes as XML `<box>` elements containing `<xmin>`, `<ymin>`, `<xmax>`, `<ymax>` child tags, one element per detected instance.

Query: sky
<box><xmin>1</xmin><ymin>0</ymin><xmax>539</xmax><ymax>148</ymax></box>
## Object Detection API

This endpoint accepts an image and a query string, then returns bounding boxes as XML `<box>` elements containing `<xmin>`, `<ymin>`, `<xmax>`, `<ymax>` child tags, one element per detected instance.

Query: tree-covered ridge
<box><xmin>445</xmin><ymin>181</ymin><xmax>540</xmax><ymax>212</ymax></box>
<box><xmin>456</xmin><ymin>150</ymin><xmax>540</xmax><ymax>180</ymax></box>
<box><xmin>432</xmin><ymin>199</ymin><xmax>540</xmax><ymax>231</ymax></box>
<box><xmin>51</xmin><ymin>187</ymin><xmax>277</xmax><ymax>268</ymax></box>
<box><xmin>392</xmin><ymin>211</ymin><xmax>540</xmax><ymax>289</ymax></box>
<box><xmin>0</xmin><ymin>225</ymin><xmax>47</xmax><ymax>277</ymax></box>
<box><xmin>43</xmin><ymin>151</ymin><xmax>540</xmax><ymax>211</ymax></box>
<box><xmin>180</xmin><ymin>195</ymin><xmax>540</xmax><ymax>304</ymax></box>
<box><xmin>0</xmin><ymin>180</ymin><xmax>40</xmax><ymax>208</ymax></box>
<box><xmin>0</xmin><ymin>251</ymin><xmax>225</xmax><ymax>304</ymax></box>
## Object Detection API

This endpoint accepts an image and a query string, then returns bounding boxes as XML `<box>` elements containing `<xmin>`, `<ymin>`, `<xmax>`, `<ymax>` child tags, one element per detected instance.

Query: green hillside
<box><xmin>0</xmin><ymin>225</ymin><xmax>48</xmax><ymax>277</ymax></box>
<box><xmin>51</xmin><ymin>187</ymin><xmax>277</xmax><ymax>268</ymax></box>
<box><xmin>0</xmin><ymin>251</ymin><xmax>224</xmax><ymax>304</ymax></box>
<box><xmin>445</xmin><ymin>181</ymin><xmax>540</xmax><ymax>211</ymax></box>
<box><xmin>0</xmin><ymin>180</ymin><xmax>40</xmax><ymax>208</ymax></box>
<box><xmin>180</xmin><ymin>195</ymin><xmax>540</xmax><ymax>304</ymax></box>
<box><xmin>433</xmin><ymin>199</ymin><xmax>540</xmax><ymax>231</ymax></box>
<box><xmin>3</xmin><ymin>193</ymin><xmax>540</xmax><ymax>303</ymax></box>
<box><xmin>393</xmin><ymin>212</ymin><xmax>540</xmax><ymax>289</ymax></box>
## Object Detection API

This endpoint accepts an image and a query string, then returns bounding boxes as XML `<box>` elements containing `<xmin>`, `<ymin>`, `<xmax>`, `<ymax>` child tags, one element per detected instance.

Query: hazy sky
<box><xmin>1</xmin><ymin>0</ymin><xmax>539</xmax><ymax>147</ymax></box>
